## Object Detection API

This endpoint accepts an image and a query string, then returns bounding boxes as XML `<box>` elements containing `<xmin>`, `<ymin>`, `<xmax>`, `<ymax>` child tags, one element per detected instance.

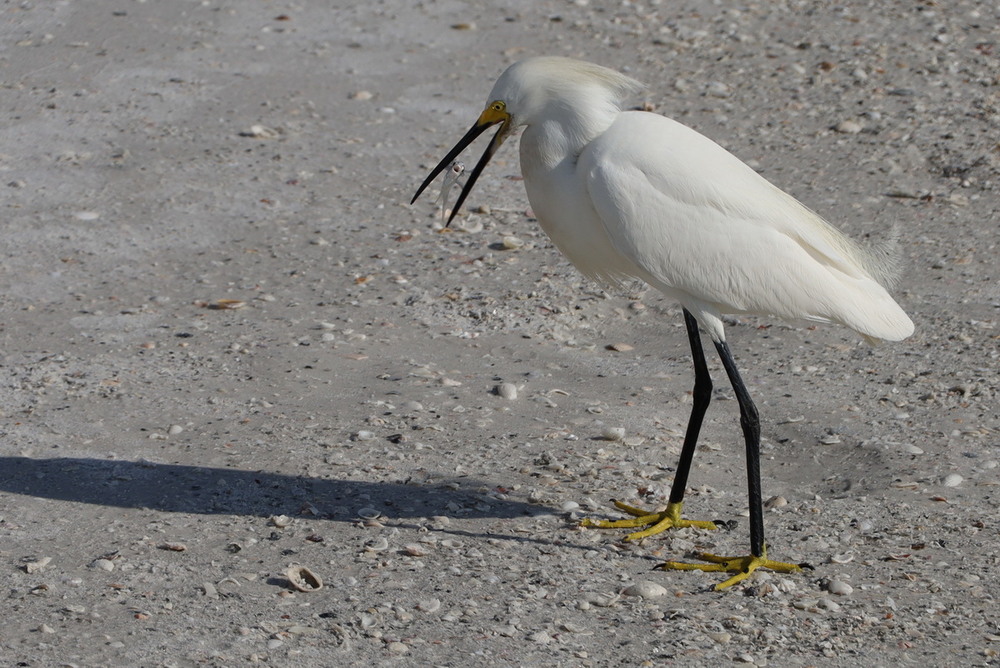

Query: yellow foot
<box><xmin>579</xmin><ymin>500</ymin><xmax>717</xmax><ymax>541</ymax></box>
<box><xmin>659</xmin><ymin>547</ymin><xmax>810</xmax><ymax>590</ymax></box>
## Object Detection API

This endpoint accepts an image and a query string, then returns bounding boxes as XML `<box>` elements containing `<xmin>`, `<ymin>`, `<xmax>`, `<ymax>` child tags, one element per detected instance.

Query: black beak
<box><xmin>411</xmin><ymin>118</ymin><xmax>507</xmax><ymax>227</ymax></box>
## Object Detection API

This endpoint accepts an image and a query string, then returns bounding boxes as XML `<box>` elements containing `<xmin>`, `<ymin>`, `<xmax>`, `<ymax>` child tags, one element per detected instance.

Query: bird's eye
<box><xmin>491</xmin><ymin>101</ymin><xmax>506</xmax><ymax>112</ymax></box>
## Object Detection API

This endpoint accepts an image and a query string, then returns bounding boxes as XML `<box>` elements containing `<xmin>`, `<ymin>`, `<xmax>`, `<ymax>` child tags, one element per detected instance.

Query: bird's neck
<box><xmin>521</xmin><ymin>101</ymin><xmax>620</xmax><ymax>172</ymax></box>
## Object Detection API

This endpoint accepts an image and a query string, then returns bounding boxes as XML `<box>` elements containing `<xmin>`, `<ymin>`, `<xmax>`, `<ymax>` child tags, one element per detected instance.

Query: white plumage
<box><xmin>501</xmin><ymin>57</ymin><xmax>913</xmax><ymax>344</ymax></box>
<box><xmin>412</xmin><ymin>56</ymin><xmax>913</xmax><ymax>589</ymax></box>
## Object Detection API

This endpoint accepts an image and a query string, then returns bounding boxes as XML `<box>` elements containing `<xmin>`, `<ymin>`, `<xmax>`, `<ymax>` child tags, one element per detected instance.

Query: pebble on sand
<box><xmin>825</xmin><ymin>579</ymin><xmax>854</xmax><ymax>596</ymax></box>
<box><xmin>623</xmin><ymin>581</ymin><xmax>668</xmax><ymax>599</ymax></box>
<box><xmin>601</xmin><ymin>427</ymin><xmax>626</xmax><ymax>442</ymax></box>
<box><xmin>835</xmin><ymin>119</ymin><xmax>864</xmax><ymax>134</ymax></box>
<box><xmin>89</xmin><ymin>558</ymin><xmax>115</xmax><ymax>572</ymax></box>
<box><xmin>387</xmin><ymin>641</ymin><xmax>409</xmax><ymax>654</ymax></box>
<box><xmin>496</xmin><ymin>382</ymin><xmax>518</xmax><ymax>400</ymax></box>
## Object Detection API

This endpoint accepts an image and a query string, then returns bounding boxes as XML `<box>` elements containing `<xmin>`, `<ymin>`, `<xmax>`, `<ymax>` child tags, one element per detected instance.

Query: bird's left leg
<box><xmin>658</xmin><ymin>339</ymin><xmax>809</xmax><ymax>589</ymax></box>
<box><xmin>580</xmin><ymin>309</ymin><xmax>717</xmax><ymax>540</ymax></box>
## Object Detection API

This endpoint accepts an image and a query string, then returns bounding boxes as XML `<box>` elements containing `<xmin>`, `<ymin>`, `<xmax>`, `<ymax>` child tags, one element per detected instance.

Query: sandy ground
<box><xmin>1</xmin><ymin>1</ymin><xmax>998</xmax><ymax>666</ymax></box>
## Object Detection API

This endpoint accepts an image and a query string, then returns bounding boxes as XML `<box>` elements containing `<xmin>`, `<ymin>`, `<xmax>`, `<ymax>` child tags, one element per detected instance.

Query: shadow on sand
<box><xmin>0</xmin><ymin>456</ymin><xmax>543</xmax><ymax>522</ymax></box>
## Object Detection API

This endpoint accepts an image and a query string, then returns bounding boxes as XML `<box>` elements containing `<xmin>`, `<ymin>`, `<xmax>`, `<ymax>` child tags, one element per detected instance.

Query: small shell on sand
<box><xmin>22</xmin><ymin>557</ymin><xmax>52</xmax><ymax>574</ymax></box>
<box><xmin>286</xmin><ymin>565</ymin><xmax>323</xmax><ymax>592</ymax></box>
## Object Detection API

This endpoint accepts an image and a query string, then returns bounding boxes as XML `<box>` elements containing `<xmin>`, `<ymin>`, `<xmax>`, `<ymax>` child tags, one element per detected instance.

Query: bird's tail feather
<box><xmin>858</xmin><ymin>224</ymin><xmax>903</xmax><ymax>290</ymax></box>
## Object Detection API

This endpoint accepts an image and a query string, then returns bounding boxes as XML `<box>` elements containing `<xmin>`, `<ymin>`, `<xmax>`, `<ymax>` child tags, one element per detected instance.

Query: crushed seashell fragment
<box><xmin>285</xmin><ymin>565</ymin><xmax>323</xmax><ymax>592</ymax></box>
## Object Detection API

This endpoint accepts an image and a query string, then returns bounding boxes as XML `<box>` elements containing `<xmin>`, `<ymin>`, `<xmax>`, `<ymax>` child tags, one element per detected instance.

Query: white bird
<box><xmin>412</xmin><ymin>57</ymin><xmax>913</xmax><ymax>590</ymax></box>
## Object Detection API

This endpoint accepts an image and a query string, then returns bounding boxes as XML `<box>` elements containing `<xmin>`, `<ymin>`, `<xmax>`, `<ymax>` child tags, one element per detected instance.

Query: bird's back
<box><xmin>579</xmin><ymin>112</ymin><xmax>914</xmax><ymax>343</ymax></box>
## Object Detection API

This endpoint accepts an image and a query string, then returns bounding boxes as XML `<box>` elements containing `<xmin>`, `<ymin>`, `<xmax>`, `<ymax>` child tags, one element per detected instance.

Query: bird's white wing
<box><xmin>581</xmin><ymin>112</ymin><xmax>913</xmax><ymax>342</ymax></box>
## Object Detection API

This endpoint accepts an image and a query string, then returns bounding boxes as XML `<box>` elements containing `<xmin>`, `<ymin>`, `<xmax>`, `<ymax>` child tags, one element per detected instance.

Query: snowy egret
<box><xmin>411</xmin><ymin>57</ymin><xmax>913</xmax><ymax>590</ymax></box>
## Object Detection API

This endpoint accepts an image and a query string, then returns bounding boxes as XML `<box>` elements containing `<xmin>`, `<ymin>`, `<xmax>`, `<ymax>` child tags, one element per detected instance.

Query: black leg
<box><xmin>667</xmin><ymin>309</ymin><xmax>713</xmax><ymax>506</ymax></box>
<box><xmin>713</xmin><ymin>338</ymin><xmax>764</xmax><ymax>559</ymax></box>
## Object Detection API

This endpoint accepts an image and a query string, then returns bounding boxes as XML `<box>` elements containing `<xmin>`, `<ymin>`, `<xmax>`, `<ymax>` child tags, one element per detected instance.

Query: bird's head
<box><xmin>411</xmin><ymin>57</ymin><xmax>643</xmax><ymax>226</ymax></box>
<box><xmin>409</xmin><ymin>91</ymin><xmax>514</xmax><ymax>227</ymax></box>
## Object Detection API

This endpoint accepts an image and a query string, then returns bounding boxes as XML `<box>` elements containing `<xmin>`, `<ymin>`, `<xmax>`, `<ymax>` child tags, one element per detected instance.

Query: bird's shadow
<box><xmin>0</xmin><ymin>456</ymin><xmax>541</xmax><ymax>522</ymax></box>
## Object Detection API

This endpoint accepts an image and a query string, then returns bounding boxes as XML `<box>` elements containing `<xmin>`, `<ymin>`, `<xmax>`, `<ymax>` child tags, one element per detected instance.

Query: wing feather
<box><xmin>580</xmin><ymin>112</ymin><xmax>913</xmax><ymax>341</ymax></box>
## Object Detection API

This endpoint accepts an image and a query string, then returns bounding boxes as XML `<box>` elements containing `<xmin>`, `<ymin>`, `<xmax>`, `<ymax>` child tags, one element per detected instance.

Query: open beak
<box><xmin>411</xmin><ymin>106</ymin><xmax>510</xmax><ymax>226</ymax></box>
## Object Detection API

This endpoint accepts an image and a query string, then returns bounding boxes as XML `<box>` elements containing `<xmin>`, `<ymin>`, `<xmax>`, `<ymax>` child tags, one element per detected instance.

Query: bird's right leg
<box><xmin>580</xmin><ymin>309</ymin><xmax>717</xmax><ymax>540</ymax></box>
<box><xmin>658</xmin><ymin>338</ymin><xmax>808</xmax><ymax>589</ymax></box>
